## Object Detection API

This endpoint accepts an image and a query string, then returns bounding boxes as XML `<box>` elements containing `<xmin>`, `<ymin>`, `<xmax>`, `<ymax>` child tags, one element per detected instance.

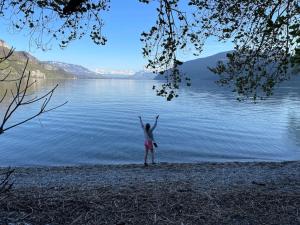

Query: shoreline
<box><xmin>0</xmin><ymin>158</ymin><xmax>292</xmax><ymax>168</ymax></box>
<box><xmin>3</xmin><ymin>160</ymin><xmax>299</xmax><ymax>188</ymax></box>
<box><xmin>1</xmin><ymin>161</ymin><xmax>299</xmax><ymax>224</ymax></box>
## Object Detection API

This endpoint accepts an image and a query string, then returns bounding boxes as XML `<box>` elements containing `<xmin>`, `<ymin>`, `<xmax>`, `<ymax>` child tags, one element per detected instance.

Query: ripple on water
<box><xmin>0</xmin><ymin>79</ymin><xmax>300</xmax><ymax>166</ymax></box>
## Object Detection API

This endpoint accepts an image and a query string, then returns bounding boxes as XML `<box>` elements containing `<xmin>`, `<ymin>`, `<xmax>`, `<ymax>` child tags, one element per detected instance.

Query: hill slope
<box><xmin>155</xmin><ymin>52</ymin><xmax>230</xmax><ymax>84</ymax></box>
<box><xmin>0</xmin><ymin>40</ymin><xmax>101</xmax><ymax>79</ymax></box>
<box><xmin>0</xmin><ymin>41</ymin><xmax>75</xmax><ymax>79</ymax></box>
<box><xmin>155</xmin><ymin>51</ymin><xmax>300</xmax><ymax>87</ymax></box>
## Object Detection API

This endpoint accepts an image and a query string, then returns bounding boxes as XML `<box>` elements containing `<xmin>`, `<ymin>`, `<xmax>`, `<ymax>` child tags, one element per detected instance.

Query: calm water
<box><xmin>1</xmin><ymin>79</ymin><xmax>300</xmax><ymax>166</ymax></box>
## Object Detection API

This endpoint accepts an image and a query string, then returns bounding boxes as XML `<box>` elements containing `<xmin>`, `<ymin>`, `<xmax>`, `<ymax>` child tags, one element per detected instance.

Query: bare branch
<box><xmin>0</xmin><ymin>46</ymin><xmax>14</xmax><ymax>63</ymax></box>
<box><xmin>0</xmin><ymin>47</ymin><xmax>67</xmax><ymax>134</ymax></box>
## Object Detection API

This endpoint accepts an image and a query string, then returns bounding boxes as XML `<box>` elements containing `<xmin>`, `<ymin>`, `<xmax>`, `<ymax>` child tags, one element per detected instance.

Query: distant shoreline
<box><xmin>1</xmin><ymin>161</ymin><xmax>299</xmax><ymax>224</ymax></box>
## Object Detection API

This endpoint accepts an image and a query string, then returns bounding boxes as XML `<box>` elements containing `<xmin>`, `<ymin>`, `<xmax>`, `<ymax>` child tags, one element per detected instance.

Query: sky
<box><xmin>0</xmin><ymin>1</ymin><xmax>233</xmax><ymax>74</ymax></box>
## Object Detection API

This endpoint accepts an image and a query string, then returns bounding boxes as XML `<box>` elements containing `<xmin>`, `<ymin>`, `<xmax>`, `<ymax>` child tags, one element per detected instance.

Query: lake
<box><xmin>1</xmin><ymin>79</ymin><xmax>300</xmax><ymax>166</ymax></box>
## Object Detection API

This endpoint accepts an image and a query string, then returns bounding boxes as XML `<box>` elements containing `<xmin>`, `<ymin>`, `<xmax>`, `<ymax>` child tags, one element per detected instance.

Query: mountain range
<box><xmin>44</xmin><ymin>61</ymin><xmax>101</xmax><ymax>79</ymax></box>
<box><xmin>0</xmin><ymin>39</ymin><xmax>232</xmax><ymax>82</ymax></box>
<box><xmin>4</xmin><ymin>39</ymin><xmax>296</xmax><ymax>86</ymax></box>
<box><xmin>155</xmin><ymin>51</ymin><xmax>229</xmax><ymax>84</ymax></box>
<box><xmin>0</xmin><ymin>39</ymin><xmax>160</xmax><ymax>80</ymax></box>
<box><xmin>0</xmin><ymin>40</ymin><xmax>75</xmax><ymax>79</ymax></box>
<box><xmin>155</xmin><ymin>51</ymin><xmax>300</xmax><ymax>88</ymax></box>
<box><xmin>0</xmin><ymin>39</ymin><xmax>104</xmax><ymax>80</ymax></box>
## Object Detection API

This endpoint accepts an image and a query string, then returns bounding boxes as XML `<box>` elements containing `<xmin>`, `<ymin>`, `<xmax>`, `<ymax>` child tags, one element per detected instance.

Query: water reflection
<box><xmin>0</xmin><ymin>78</ymin><xmax>68</xmax><ymax>121</ymax></box>
<box><xmin>181</xmin><ymin>78</ymin><xmax>300</xmax><ymax>105</ymax></box>
<box><xmin>0</xmin><ymin>79</ymin><xmax>300</xmax><ymax>166</ymax></box>
<box><xmin>288</xmin><ymin>111</ymin><xmax>300</xmax><ymax>147</ymax></box>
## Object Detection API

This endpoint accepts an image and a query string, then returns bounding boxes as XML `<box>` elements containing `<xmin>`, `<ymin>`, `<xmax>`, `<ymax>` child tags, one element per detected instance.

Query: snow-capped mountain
<box><xmin>130</xmin><ymin>71</ymin><xmax>157</xmax><ymax>80</ymax></box>
<box><xmin>45</xmin><ymin>61</ymin><xmax>102</xmax><ymax>79</ymax></box>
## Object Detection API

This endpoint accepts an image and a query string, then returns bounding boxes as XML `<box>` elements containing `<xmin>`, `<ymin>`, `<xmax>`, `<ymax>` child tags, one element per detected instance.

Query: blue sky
<box><xmin>0</xmin><ymin>1</ymin><xmax>233</xmax><ymax>73</ymax></box>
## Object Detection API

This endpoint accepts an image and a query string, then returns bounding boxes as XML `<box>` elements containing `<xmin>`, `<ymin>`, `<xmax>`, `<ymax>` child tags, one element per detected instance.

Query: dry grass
<box><xmin>0</xmin><ymin>162</ymin><xmax>299</xmax><ymax>224</ymax></box>
<box><xmin>0</xmin><ymin>168</ymin><xmax>14</xmax><ymax>202</ymax></box>
<box><xmin>1</xmin><ymin>181</ymin><xmax>299</xmax><ymax>225</ymax></box>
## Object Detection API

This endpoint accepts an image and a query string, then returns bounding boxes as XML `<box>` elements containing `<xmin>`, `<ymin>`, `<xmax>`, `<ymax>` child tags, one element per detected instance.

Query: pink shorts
<box><xmin>144</xmin><ymin>140</ymin><xmax>153</xmax><ymax>150</ymax></box>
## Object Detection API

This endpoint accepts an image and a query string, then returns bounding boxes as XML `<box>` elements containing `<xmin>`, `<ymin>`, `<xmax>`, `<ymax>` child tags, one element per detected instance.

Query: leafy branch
<box><xmin>0</xmin><ymin>0</ymin><xmax>110</xmax><ymax>49</ymax></box>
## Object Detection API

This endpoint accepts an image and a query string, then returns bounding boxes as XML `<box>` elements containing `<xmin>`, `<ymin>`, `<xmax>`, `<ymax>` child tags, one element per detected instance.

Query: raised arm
<box><xmin>138</xmin><ymin>116</ymin><xmax>144</xmax><ymax>128</ymax></box>
<box><xmin>151</xmin><ymin>115</ymin><xmax>159</xmax><ymax>131</ymax></box>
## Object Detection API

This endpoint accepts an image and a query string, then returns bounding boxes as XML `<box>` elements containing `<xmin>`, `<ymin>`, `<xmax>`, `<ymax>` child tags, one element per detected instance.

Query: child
<box><xmin>139</xmin><ymin>115</ymin><xmax>159</xmax><ymax>166</ymax></box>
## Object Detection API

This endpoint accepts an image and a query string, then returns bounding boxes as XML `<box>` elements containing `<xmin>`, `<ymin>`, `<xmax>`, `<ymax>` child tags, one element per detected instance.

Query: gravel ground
<box><xmin>0</xmin><ymin>161</ymin><xmax>299</xmax><ymax>224</ymax></box>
